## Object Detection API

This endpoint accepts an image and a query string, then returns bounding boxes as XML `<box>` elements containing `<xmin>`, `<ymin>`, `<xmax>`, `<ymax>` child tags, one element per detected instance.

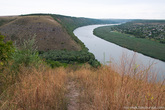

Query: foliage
<box><xmin>40</xmin><ymin>50</ymin><xmax>100</xmax><ymax>67</ymax></box>
<box><xmin>94</xmin><ymin>26</ymin><xmax>165</xmax><ymax>61</ymax></box>
<box><xmin>0</xmin><ymin>34</ymin><xmax>15</xmax><ymax>93</ymax></box>
<box><xmin>88</xmin><ymin>59</ymin><xmax>101</xmax><ymax>68</ymax></box>
<box><xmin>0</xmin><ymin>33</ymin><xmax>15</xmax><ymax>72</ymax></box>
<box><xmin>0</xmin><ymin>34</ymin><xmax>43</xmax><ymax>94</ymax></box>
<box><xmin>46</xmin><ymin>60</ymin><xmax>67</xmax><ymax>68</ymax></box>
<box><xmin>12</xmin><ymin>35</ymin><xmax>42</xmax><ymax>69</ymax></box>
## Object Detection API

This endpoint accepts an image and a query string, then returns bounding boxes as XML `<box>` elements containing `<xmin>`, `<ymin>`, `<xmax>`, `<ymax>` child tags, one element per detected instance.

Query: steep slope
<box><xmin>0</xmin><ymin>16</ymin><xmax>81</xmax><ymax>51</ymax></box>
<box><xmin>51</xmin><ymin>14</ymin><xmax>116</xmax><ymax>50</ymax></box>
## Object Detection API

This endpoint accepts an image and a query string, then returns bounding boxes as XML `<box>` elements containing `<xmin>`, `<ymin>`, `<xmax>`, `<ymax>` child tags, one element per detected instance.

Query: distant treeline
<box><xmin>131</xmin><ymin>20</ymin><xmax>165</xmax><ymax>23</ymax></box>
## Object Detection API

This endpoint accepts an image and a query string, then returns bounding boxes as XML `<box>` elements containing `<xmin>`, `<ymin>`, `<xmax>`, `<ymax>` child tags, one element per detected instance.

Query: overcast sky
<box><xmin>1</xmin><ymin>0</ymin><xmax>165</xmax><ymax>19</ymax></box>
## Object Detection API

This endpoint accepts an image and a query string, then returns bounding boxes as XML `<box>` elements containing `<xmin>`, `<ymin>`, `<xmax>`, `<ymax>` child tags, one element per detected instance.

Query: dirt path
<box><xmin>66</xmin><ymin>81</ymin><xmax>80</xmax><ymax>110</ymax></box>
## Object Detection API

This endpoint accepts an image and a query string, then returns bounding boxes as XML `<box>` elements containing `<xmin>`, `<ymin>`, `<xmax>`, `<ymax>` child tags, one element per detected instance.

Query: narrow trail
<box><xmin>66</xmin><ymin>81</ymin><xmax>80</xmax><ymax>110</ymax></box>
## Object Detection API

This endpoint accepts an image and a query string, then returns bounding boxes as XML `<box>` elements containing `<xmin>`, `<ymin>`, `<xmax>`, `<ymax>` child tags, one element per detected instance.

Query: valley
<box><xmin>0</xmin><ymin>14</ymin><xmax>164</xmax><ymax>110</ymax></box>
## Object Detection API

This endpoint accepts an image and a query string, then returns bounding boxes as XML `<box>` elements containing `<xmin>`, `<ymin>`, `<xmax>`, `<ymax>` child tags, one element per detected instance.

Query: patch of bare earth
<box><xmin>66</xmin><ymin>81</ymin><xmax>80</xmax><ymax>110</ymax></box>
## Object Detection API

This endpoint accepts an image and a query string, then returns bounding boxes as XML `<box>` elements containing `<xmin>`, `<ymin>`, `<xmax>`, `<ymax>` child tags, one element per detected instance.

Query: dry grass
<box><xmin>0</xmin><ymin>66</ymin><xmax>68</xmax><ymax>110</ymax></box>
<box><xmin>0</xmin><ymin>56</ymin><xmax>164</xmax><ymax>110</ymax></box>
<box><xmin>72</xmin><ymin>56</ymin><xmax>165</xmax><ymax>110</ymax></box>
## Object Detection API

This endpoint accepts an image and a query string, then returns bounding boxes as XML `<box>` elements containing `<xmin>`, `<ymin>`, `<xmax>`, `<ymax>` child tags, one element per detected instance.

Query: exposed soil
<box><xmin>66</xmin><ymin>81</ymin><xmax>80</xmax><ymax>110</ymax></box>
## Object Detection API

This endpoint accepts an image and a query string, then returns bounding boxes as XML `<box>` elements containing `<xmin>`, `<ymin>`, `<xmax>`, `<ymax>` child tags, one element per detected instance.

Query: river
<box><xmin>73</xmin><ymin>24</ymin><xmax>165</xmax><ymax>81</ymax></box>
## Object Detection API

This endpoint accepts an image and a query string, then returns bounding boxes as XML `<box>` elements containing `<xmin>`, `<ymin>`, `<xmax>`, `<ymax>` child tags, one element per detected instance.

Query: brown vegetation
<box><xmin>0</xmin><ymin>16</ymin><xmax>81</xmax><ymax>51</ymax></box>
<box><xmin>0</xmin><ymin>57</ymin><xmax>164</xmax><ymax>110</ymax></box>
<box><xmin>0</xmin><ymin>66</ymin><xmax>68</xmax><ymax>110</ymax></box>
<box><xmin>73</xmin><ymin>67</ymin><xmax>164</xmax><ymax>109</ymax></box>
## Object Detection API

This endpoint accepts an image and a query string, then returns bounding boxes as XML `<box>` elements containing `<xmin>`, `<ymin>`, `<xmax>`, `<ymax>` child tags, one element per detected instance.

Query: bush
<box><xmin>0</xmin><ymin>33</ymin><xmax>15</xmax><ymax>72</ymax></box>
<box><xmin>0</xmin><ymin>34</ymin><xmax>43</xmax><ymax>94</ymax></box>
<box><xmin>11</xmin><ymin>35</ymin><xmax>42</xmax><ymax>71</ymax></box>
<box><xmin>46</xmin><ymin>60</ymin><xmax>67</xmax><ymax>68</ymax></box>
<box><xmin>88</xmin><ymin>59</ymin><xmax>101</xmax><ymax>68</ymax></box>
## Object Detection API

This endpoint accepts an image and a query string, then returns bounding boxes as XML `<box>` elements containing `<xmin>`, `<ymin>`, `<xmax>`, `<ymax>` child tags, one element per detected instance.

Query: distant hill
<box><xmin>131</xmin><ymin>19</ymin><xmax>165</xmax><ymax>24</ymax></box>
<box><xmin>0</xmin><ymin>15</ymin><xmax>81</xmax><ymax>51</ymax></box>
<box><xmin>0</xmin><ymin>14</ymin><xmax>130</xmax><ymax>51</ymax></box>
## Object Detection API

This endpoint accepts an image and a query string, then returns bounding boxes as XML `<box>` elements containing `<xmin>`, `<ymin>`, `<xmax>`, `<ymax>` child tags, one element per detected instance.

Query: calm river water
<box><xmin>74</xmin><ymin>24</ymin><xmax>165</xmax><ymax>81</ymax></box>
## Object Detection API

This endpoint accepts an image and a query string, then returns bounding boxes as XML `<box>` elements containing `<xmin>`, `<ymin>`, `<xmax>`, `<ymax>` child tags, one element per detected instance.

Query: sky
<box><xmin>1</xmin><ymin>0</ymin><xmax>165</xmax><ymax>19</ymax></box>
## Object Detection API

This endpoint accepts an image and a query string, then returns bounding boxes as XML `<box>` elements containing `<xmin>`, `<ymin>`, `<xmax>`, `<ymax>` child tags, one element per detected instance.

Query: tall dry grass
<box><xmin>72</xmin><ymin>55</ymin><xmax>165</xmax><ymax>110</ymax></box>
<box><xmin>0</xmin><ymin>54</ymin><xmax>164</xmax><ymax>110</ymax></box>
<box><xmin>0</xmin><ymin>66</ymin><xmax>68</xmax><ymax>110</ymax></box>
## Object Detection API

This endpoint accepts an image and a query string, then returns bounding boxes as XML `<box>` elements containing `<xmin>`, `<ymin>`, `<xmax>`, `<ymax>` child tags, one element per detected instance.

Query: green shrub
<box><xmin>0</xmin><ymin>33</ymin><xmax>15</xmax><ymax>72</ymax></box>
<box><xmin>46</xmin><ymin>60</ymin><xmax>65</xmax><ymax>68</ymax></box>
<box><xmin>88</xmin><ymin>59</ymin><xmax>101</xmax><ymax>68</ymax></box>
<box><xmin>0</xmin><ymin>35</ymin><xmax>42</xmax><ymax>92</ymax></box>
<box><xmin>12</xmin><ymin>35</ymin><xmax>42</xmax><ymax>70</ymax></box>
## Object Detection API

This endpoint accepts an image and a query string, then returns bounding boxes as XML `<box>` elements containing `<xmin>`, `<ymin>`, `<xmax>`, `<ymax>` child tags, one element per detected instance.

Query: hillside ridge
<box><xmin>0</xmin><ymin>15</ymin><xmax>81</xmax><ymax>51</ymax></box>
